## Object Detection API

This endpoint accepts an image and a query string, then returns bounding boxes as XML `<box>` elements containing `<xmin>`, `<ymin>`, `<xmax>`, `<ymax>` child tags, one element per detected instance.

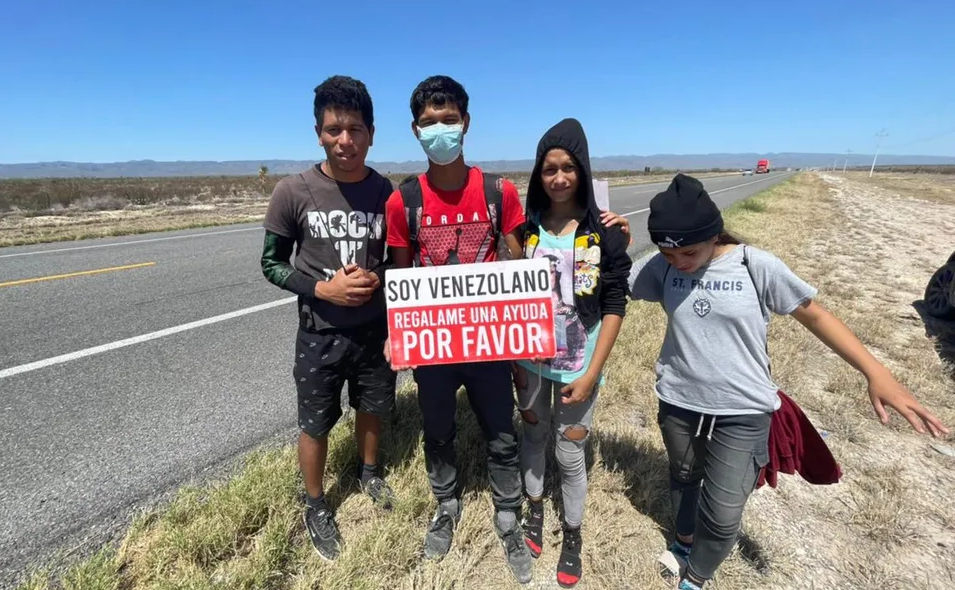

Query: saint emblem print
<box><xmin>693</xmin><ymin>297</ymin><xmax>712</xmax><ymax>318</ymax></box>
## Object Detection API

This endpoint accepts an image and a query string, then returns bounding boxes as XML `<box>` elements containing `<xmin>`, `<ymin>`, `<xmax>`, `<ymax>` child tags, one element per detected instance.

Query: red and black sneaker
<box><xmin>522</xmin><ymin>499</ymin><xmax>544</xmax><ymax>558</ymax></box>
<box><xmin>556</xmin><ymin>525</ymin><xmax>582</xmax><ymax>588</ymax></box>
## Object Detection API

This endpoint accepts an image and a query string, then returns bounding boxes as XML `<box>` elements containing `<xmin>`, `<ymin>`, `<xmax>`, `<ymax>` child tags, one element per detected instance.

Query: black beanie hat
<box><xmin>647</xmin><ymin>173</ymin><xmax>723</xmax><ymax>249</ymax></box>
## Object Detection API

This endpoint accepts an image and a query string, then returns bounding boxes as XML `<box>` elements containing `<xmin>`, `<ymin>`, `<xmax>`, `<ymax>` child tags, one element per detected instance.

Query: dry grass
<box><xmin>0</xmin><ymin>202</ymin><xmax>270</xmax><ymax>247</ymax></box>
<box><xmin>17</xmin><ymin>172</ymin><xmax>955</xmax><ymax>589</ymax></box>
<box><xmin>842</xmin><ymin>170</ymin><xmax>955</xmax><ymax>204</ymax></box>
<box><xmin>0</xmin><ymin>172</ymin><xmax>736</xmax><ymax>248</ymax></box>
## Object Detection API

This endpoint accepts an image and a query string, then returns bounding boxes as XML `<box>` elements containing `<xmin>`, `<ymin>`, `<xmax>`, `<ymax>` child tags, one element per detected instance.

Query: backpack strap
<box><xmin>482</xmin><ymin>172</ymin><xmax>504</xmax><ymax>239</ymax></box>
<box><xmin>740</xmin><ymin>245</ymin><xmax>766</xmax><ymax>317</ymax></box>
<box><xmin>398</xmin><ymin>174</ymin><xmax>424</xmax><ymax>266</ymax></box>
<box><xmin>741</xmin><ymin>244</ymin><xmax>772</xmax><ymax>373</ymax></box>
<box><xmin>660</xmin><ymin>262</ymin><xmax>673</xmax><ymax>312</ymax></box>
<box><xmin>481</xmin><ymin>171</ymin><xmax>508</xmax><ymax>260</ymax></box>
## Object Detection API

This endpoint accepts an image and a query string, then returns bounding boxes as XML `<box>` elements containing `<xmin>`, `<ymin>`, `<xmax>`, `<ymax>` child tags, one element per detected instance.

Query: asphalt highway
<box><xmin>0</xmin><ymin>170</ymin><xmax>793</xmax><ymax>584</ymax></box>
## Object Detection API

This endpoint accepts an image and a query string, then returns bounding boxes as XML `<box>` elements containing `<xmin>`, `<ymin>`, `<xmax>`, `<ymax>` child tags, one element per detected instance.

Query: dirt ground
<box><xmin>737</xmin><ymin>171</ymin><xmax>955</xmax><ymax>589</ymax></box>
<box><xmin>17</xmin><ymin>172</ymin><xmax>955</xmax><ymax>590</ymax></box>
<box><xmin>846</xmin><ymin>170</ymin><xmax>955</xmax><ymax>204</ymax></box>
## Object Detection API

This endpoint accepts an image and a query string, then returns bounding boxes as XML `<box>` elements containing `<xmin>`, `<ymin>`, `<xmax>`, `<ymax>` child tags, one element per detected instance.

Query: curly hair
<box><xmin>410</xmin><ymin>75</ymin><xmax>469</xmax><ymax>121</ymax></box>
<box><xmin>313</xmin><ymin>75</ymin><xmax>374</xmax><ymax>129</ymax></box>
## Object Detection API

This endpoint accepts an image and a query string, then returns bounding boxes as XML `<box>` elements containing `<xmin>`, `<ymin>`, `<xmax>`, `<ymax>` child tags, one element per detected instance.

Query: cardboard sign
<box><xmin>385</xmin><ymin>258</ymin><xmax>557</xmax><ymax>367</ymax></box>
<box><xmin>593</xmin><ymin>179</ymin><xmax>610</xmax><ymax>211</ymax></box>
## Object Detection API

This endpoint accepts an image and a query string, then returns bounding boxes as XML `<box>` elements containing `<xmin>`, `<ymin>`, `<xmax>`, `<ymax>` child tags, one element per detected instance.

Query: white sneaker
<box><xmin>657</xmin><ymin>543</ymin><xmax>688</xmax><ymax>577</ymax></box>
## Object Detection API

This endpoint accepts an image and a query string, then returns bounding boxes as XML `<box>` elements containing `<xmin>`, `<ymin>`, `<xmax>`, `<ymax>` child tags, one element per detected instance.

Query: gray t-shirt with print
<box><xmin>628</xmin><ymin>245</ymin><xmax>817</xmax><ymax>415</ymax></box>
<box><xmin>263</xmin><ymin>165</ymin><xmax>391</xmax><ymax>332</ymax></box>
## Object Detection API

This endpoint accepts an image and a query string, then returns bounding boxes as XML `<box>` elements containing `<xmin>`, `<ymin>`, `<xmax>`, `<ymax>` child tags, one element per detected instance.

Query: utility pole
<box><xmin>832</xmin><ymin>157</ymin><xmax>838</xmax><ymax>172</ymax></box>
<box><xmin>869</xmin><ymin>129</ymin><xmax>888</xmax><ymax>178</ymax></box>
<box><xmin>843</xmin><ymin>148</ymin><xmax>852</xmax><ymax>173</ymax></box>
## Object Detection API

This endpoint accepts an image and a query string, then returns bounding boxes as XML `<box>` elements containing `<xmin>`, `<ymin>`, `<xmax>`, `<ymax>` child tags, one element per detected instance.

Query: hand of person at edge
<box><xmin>867</xmin><ymin>368</ymin><xmax>950</xmax><ymax>438</ymax></box>
<box><xmin>599</xmin><ymin>210</ymin><xmax>630</xmax><ymax>235</ymax></box>
<box><xmin>316</xmin><ymin>263</ymin><xmax>377</xmax><ymax>306</ymax></box>
<box><xmin>560</xmin><ymin>371</ymin><xmax>598</xmax><ymax>405</ymax></box>
<box><xmin>383</xmin><ymin>336</ymin><xmax>416</xmax><ymax>372</ymax></box>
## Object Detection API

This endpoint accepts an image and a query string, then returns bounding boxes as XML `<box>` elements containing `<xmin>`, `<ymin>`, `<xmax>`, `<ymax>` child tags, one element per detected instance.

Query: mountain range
<box><xmin>2</xmin><ymin>153</ymin><xmax>954</xmax><ymax>178</ymax></box>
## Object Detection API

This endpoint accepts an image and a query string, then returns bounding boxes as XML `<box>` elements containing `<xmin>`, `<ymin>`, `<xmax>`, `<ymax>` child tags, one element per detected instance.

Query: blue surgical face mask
<box><xmin>416</xmin><ymin>123</ymin><xmax>464</xmax><ymax>165</ymax></box>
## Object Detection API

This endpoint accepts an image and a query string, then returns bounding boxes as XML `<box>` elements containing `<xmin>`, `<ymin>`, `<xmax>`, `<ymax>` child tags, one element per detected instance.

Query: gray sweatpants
<box><xmin>517</xmin><ymin>368</ymin><xmax>597</xmax><ymax>528</ymax></box>
<box><xmin>658</xmin><ymin>400</ymin><xmax>771</xmax><ymax>582</ymax></box>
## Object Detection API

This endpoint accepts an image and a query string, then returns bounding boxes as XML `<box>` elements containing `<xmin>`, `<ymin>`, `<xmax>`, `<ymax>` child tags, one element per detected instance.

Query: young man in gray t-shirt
<box><xmin>261</xmin><ymin>76</ymin><xmax>396</xmax><ymax>561</ymax></box>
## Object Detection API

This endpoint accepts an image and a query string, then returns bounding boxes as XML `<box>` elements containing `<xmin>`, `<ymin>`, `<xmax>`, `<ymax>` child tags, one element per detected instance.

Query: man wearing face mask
<box><xmin>383</xmin><ymin>75</ymin><xmax>534</xmax><ymax>584</ymax></box>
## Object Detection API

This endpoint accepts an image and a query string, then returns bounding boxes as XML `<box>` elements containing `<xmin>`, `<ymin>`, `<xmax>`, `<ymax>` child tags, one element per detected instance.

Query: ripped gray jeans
<box><xmin>517</xmin><ymin>368</ymin><xmax>598</xmax><ymax>528</ymax></box>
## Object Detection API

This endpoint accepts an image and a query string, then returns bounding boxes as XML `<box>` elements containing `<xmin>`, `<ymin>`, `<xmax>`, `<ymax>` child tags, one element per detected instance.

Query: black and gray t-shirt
<box><xmin>263</xmin><ymin>165</ymin><xmax>391</xmax><ymax>331</ymax></box>
<box><xmin>629</xmin><ymin>245</ymin><xmax>817</xmax><ymax>415</ymax></box>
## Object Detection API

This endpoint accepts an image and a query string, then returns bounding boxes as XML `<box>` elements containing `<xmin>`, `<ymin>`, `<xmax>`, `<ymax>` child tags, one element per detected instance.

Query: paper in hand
<box><xmin>593</xmin><ymin>179</ymin><xmax>610</xmax><ymax>211</ymax></box>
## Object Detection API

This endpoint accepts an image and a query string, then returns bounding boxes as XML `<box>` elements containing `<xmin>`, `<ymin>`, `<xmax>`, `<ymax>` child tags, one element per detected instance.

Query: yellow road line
<box><xmin>0</xmin><ymin>262</ymin><xmax>156</xmax><ymax>288</ymax></box>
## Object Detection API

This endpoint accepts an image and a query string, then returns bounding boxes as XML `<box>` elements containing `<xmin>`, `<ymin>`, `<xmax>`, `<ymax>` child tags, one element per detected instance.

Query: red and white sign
<box><xmin>385</xmin><ymin>258</ymin><xmax>557</xmax><ymax>367</ymax></box>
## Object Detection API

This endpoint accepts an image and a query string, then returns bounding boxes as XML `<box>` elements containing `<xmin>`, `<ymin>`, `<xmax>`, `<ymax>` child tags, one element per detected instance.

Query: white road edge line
<box><xmin>0</xmin><ymin>226</ymin><xmax>263</xmax><ymax>259</ymax></box>
<box><xmin>619</xmin><ymin>174</ymin><xmax>787</xmax><ymax>217</ymax></box>
<box><xmin>0</xmin><ymin>296</ymin><xmax>297</xmax><ymax>379</ymax></box>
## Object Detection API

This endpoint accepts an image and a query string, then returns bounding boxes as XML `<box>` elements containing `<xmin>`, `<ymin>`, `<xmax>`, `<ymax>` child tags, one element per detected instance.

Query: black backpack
<box><xmin>397</xmin><ymin>171</ymin><xmax>504</xmax><ymax>266</ymax></box>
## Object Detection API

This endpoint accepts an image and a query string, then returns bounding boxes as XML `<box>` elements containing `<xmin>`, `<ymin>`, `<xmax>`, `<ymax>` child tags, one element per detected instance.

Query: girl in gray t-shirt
<box><xmin>627</xmin><ymin>173</ymin><xmax>949</xmax><ymax>590</ymax></box>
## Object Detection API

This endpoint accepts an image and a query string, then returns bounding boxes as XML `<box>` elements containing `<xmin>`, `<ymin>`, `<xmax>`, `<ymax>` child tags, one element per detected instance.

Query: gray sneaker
<box><xmin>495</xmin><ymin>510</ymin><xmax>534</xmax><ymax>584</ymax></box>
<box><xmin>356</xmin><ymin>459</ymin><xmax>396</xmax><ymax>511</ymax></box>
<box><xmin>423</xmin><ymin>498</ymin><xmax>462</xmax><ymax>560</ymax></box>
<box><xmin>360</xmin><ymin>476</ymin><xmax>396</xmax><ymax>511</ymax></box>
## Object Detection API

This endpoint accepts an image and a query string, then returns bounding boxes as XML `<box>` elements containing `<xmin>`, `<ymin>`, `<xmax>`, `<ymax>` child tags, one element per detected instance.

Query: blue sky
<box><xmin>2</xmin><ymin>0</ymin><xmax>954</xmax><ymax>163</ymax></box>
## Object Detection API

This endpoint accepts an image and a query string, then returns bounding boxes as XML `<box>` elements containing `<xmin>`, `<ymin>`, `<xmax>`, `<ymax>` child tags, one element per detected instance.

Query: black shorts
<box><xmin>294</xmin><ymin>322</ymin><xmax>397</xmax><ymax>439</ymax></box>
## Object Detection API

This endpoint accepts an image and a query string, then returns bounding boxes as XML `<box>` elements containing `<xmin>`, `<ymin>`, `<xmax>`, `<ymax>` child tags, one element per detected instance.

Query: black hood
<box><xmin>526</xmin><ymin>117</ymin><xmax>602</xmax><ymax>229</ymax></box>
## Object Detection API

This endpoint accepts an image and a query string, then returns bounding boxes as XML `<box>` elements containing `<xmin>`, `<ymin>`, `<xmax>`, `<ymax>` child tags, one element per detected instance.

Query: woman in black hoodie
<box><xmin>513</xmin><ymin>118</ymin><xmax>632</xmax><ymax>588</ymax></box>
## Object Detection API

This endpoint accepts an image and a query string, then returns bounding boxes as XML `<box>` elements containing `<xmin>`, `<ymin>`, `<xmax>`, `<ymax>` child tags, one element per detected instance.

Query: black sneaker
<box><xmin>495</xmin><ymin>510</ymin><xmax>534</xmax><ymax>584</ymax></box>
<box><xmin>522</xmin><ymin>500</ymin><xmax>544</xmax><ymax>558</ymax></box>
<box><xmin>556</xmin><ymin>525</ymin><xmax>582</xmax><ymax>588</ymax></box>
<box><xmin>360</xmin><ymin>475</ymin><xmax>396</xmax><ymax>511</ymax></box>
<box><xmin>423</xmin><ymin>499</ymin><xmax>462</xmax><ymax>560</ymax></box>
<box><xmin>303</xmin><ymin>505</ymin><xmax>342</xmax><ymax>561</ymax></box>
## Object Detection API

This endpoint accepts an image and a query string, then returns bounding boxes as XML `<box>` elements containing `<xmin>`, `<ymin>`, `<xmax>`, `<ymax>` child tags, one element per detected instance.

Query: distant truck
<box><xmin>755</xmin><ymin>159</ymin><xmax>770</xmax><ymax>174</ymax></box>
